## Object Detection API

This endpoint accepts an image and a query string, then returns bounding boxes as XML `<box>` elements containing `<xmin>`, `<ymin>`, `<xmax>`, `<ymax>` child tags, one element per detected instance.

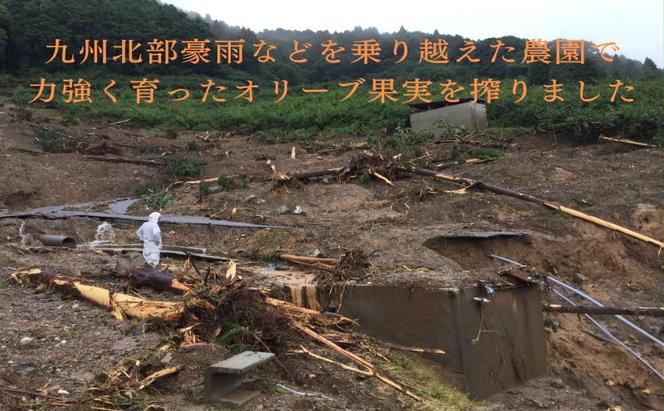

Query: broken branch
<box><xmin>138</xmin><ymin>366</ymin><xmax>182</xmax><ymax>390</ymax></box>
<box><xmin>294</xmin><ymin>323</ymin><xmax>422</xmax><ymax>401</ymax></box>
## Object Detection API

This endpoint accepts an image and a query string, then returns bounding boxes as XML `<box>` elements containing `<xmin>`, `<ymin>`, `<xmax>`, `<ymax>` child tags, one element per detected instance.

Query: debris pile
<box><xmin>6</xmin><ymin>257</ymin><xmax>448</xmax><ymax>410</ymax></box>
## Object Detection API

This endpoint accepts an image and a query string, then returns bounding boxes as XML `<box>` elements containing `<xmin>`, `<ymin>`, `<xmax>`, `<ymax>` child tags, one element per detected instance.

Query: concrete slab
<box><xmin>210</xmin><ymin>351</ymin><xmax>275</xmax><ymax>373</ymax></box>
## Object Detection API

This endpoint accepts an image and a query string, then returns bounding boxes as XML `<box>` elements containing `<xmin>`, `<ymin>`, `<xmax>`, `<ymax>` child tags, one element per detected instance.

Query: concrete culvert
<box><xmin>37</xmin><ymin>234</ymin><xmax>76</xmax><ymax>248</ymax></box>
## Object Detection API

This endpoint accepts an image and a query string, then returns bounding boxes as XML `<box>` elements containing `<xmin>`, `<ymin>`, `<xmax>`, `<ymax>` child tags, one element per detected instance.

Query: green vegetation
<box><xmin>451</xmin><ymin>143</ymin><xmax>505</xmax><ymax>163</ymax></box>
<box><xmin>368</xmin><ymin>127</ymin><xmax>430</xmax><ymax>160</ymax></box>
<box><xmin>489</xmin><ymin>79</ymin><xmax>663</xmax><ymax>143</ymax></box>
<box><xmin>217</xmin><ymin>175</ymin><xmax>245</xmax><ymax>191</ymax></box>
<box><xmin>215</xmin><ymin>324</ymin><xmax>250</xmax><ymax>353</ymax></box>
<box><xmin>198</xmin><ymin>183</ymin><xmax>213</xmax><ymax>198</ymax></box>
<box><xmin>33</xmin><ymin>127</ymin><xmax>77</xmax><ymax>153</ymax></box>
<box><xmin>131</xmin><ymin>180</ymin><xmax>175</xmax><ymax>211</ymax></box>
<box><xmin>166</xmin><ymin>158</ymin><xmax>204</xmax><ymax>178</ymax></box>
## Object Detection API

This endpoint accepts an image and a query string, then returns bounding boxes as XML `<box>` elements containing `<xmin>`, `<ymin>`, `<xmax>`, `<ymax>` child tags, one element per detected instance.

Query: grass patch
<box><xmin>382</xmin><ymin>352</ymin><xmax>476</xmax><ymax>411</ymax></box>
<box><xmin>0</xmin><ymin>255</ymin><xmax>12</xmax><ymax>268</ymax></box>
<box><xmin>451</xmin><ymin>143</ymin><xmax>504</xmax><ymax>163</ymax></box>
<box><xmin>240</xmin><ymin>230</ymin><xmax>297</xmax><ymax>261</ymax></box>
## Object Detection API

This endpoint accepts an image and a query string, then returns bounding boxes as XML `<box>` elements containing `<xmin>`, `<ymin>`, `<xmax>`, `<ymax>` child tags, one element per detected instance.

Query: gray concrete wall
<box><xmin>337</xmin><ymin>285</ymin><xmax>547</xmax><ymax>399</ymax></box>
<box><xmin>410</xmin><ymin>102</ymin><xmax>488</xmax><ymax>135</ymax></box>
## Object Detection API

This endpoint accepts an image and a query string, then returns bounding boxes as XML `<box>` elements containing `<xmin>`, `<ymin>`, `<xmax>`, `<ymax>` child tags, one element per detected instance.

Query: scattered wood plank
<box><xmin>544</xmin><ymin>304</ymin><xmax>663</xmax><ymax>317</ymax></box>
<box><xmin>408</xmin><ymin>167</ymin><xmax>663</xmax><ymax>249</ymax></box>
<box><xmin>599</xmin><ymin>136</ymin><xmax>657</xmax><ymax>148</ymax></box>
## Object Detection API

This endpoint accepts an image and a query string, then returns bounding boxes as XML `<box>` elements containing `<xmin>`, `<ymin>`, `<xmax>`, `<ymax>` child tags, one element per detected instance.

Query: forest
<box><xmin>0</xmin><ymin>0</ymin><xmax>662</xmax><ymax>141</ymax></box>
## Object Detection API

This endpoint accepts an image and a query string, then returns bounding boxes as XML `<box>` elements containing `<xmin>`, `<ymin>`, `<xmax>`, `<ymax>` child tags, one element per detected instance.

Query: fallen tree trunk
<box><xmin>83</xmin><ymin>155</ymin><xmax>165</xmax><ymax>166</ymax></box>
<box><xmin>11</xmin><ymin>268</ymin><xmax>184</xmax><ymax>321</ymax></box>
<box><xmin>276</xmin><ymin>167</ymin><xmax>350</xmax><ymax>183</ymax></box>
<box><xmin>408</xmin><ymin>167</ymin><xmax>663</xmax><ymax>249</ymax></box>
<box><xmin>599</xmin><ymin>136</ymin><xmax>657</xmax><ymax>148</ymax></box>
<box><xmin>544</xmin><ymin>304</ymin><xmax>663</xmax><ymax>317</ymax></box>
<box><xmin>129</xmin><ymin>268</ymin><xmax>191</xmax><ymax>293</ymax></box>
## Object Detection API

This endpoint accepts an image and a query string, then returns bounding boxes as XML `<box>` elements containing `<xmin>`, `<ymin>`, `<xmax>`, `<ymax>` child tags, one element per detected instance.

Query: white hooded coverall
<box><xmin>136</xmin><ymin>212</ymin><xmax>162</xmax><ymax>266</ymax></box>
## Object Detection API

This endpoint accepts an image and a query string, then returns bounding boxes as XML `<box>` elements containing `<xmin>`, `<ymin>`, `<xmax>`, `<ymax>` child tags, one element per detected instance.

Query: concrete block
<box><xmin>204</xmin><ymin>351</ymin><xmax>275</xmax><ymax>406</ymax></box>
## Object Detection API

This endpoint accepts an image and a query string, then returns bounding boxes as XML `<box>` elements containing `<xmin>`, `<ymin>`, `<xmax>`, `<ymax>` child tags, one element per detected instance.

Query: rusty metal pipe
<box><xmin>38</xmin><ymin>234</ymin><xmax>76</xmax><ymax>248</ymax></box>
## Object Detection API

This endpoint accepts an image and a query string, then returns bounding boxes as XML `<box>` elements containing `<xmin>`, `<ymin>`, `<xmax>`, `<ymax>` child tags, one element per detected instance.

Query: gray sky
<box><xmin>165</xmin><ymin>0</ymin><xmax>663</xmax><ymax>66</ymax></box>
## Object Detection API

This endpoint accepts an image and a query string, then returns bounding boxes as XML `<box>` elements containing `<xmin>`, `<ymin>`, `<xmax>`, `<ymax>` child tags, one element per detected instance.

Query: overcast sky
<box><xmin>164</xmin><ymin>0</ymin><xmax>663</xmax><ymax>66</ymax></box>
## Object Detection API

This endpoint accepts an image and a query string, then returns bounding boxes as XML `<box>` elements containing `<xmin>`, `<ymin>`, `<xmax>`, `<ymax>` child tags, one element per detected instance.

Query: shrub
<box><xmin>167</xmin><ymin>158</ymin><xmax>204</xmax><ymax>178</ymax></box>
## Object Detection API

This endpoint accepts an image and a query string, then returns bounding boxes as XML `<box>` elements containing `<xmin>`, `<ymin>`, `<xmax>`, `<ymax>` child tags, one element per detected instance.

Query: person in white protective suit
<box><xmin>136</xmin><ymin>212</ymin><xmax>162</xmax><ymax>267</ymax></box>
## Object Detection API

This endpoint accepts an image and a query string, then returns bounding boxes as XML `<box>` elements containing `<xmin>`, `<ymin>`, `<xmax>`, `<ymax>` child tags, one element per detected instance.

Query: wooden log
<box><xmin>279</xmin><ymin>254</ymin><xmax>339</xmax><ymax>265</ymax></box>
<box><xmin>544</xmin><ymin>304</ymin><xmax>663</xmax><ymax>317</ymax></box>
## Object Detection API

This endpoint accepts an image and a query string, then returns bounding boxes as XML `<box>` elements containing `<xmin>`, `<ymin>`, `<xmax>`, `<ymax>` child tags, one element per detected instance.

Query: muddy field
<box><xmin>0</xmin><ymin>104</ymin><xmax>662</xmax><ymax>411</ymax></box>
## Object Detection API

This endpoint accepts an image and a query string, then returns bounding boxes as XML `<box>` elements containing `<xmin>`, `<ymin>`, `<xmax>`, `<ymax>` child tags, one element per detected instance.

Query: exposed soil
<box><xmin>0</xmin><ymin>102</ymin><xmax>662</xmax><ymax>411</ymax></box>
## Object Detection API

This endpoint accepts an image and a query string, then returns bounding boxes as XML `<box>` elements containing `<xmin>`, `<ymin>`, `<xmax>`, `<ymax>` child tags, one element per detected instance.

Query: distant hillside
<box><xmin>1</xmin><ymin>0</ymin><xmax>660</xmax><ymax>84</ymax></box>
